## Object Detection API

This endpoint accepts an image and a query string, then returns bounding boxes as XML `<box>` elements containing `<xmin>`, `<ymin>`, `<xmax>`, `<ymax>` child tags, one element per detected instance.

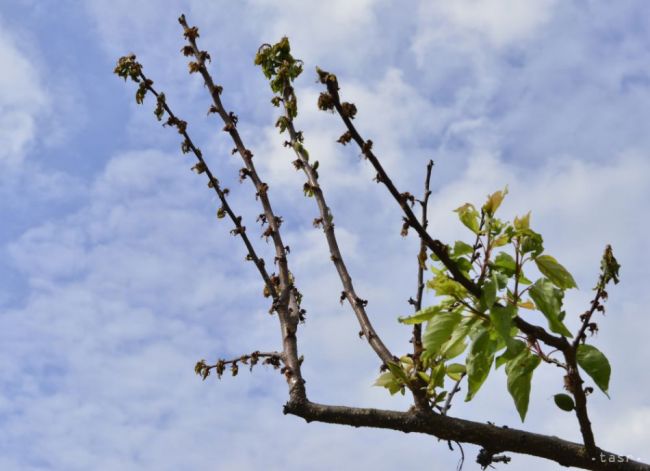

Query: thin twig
<box><xmin>411</xmin><ymin>160</ymin><xmax>433</xmax><ymax>407</ymax></box>
<box><xmin>441</xmin><ymin>373</ymin><xmax>466</xmax><ymax>415</ymax></box>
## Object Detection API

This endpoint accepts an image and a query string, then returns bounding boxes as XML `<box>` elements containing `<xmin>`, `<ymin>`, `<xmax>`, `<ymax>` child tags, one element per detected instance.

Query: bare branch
<box><xmin>178</xmin><ymin>15</ymin><xmax>306</xmax><ymax>400</ymax></box>
<box><xmin>441</xmin><ymin>372</ymin><xmax>465</xmax><ymax>416</ymax></box>
<box><xmin>410</xmin><ymin>159</ymin><xmax>434</xmax><ymax>408</ymax></box>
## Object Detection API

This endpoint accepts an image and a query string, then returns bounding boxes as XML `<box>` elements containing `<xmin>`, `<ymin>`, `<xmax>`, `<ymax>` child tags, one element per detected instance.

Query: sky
<box><xmin>0</xmin><ymin>0</ymin><xmax>649</xmax><ymax>470</ymax></box>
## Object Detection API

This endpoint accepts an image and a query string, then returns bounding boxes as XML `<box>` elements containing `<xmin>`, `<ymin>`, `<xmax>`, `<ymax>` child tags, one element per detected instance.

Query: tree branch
<box><xmin>178</xmin><ymin>15</ymin><xmax>306</xmax><ymax>400</ymax></box>
<box><xmin>284</xmin><ymin>400</ymin><xmax>649</xmax><ymax>470</ymax></box>
<box><xmin>410</xmin><ymin>159</ymin><xmax>434</xmax><ymax>408</ymax></box>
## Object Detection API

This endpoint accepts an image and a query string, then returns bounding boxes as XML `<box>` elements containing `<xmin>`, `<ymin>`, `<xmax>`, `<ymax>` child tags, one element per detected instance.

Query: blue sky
<box><xmin>1</xmin><ymin>1</ymin><xmax>649</xmax><ymax>469</ymax></box>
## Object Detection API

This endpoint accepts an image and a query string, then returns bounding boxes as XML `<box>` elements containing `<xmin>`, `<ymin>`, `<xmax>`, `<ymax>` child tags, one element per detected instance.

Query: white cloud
<box><xmin>419</xmin><ymin>0</ymin><xmax>558</xmax><ymax>49</ymax></box>
<box><xmin>0</xmin><ymin>26</ymin><xmax>48</xmax><ymax>167</ymax></box>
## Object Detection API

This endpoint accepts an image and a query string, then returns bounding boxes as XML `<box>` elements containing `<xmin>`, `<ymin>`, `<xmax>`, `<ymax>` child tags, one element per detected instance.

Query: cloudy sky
<box><xmin>1</xmin><ymin>1</ymin><xmax>649</xmax><ymax>469</ymax></box>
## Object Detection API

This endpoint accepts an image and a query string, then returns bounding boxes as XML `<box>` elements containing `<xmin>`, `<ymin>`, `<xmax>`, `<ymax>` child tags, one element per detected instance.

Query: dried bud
<box><xmin>239</xmin><ymin>167</ymin><xmax>251</xmax><ymax>182</ymax></box>
<box><xmin>317</xmin><ymin>92</ymin><xmax>335</xmax><ymax>111</ymax></box>
<box><xmin>355</xmin><ymin>297</ymin><xmax>368</xmax><ymax>308</ymax></box>
<box><xmin>361</xmin><ymin>139</ymin><xmax>373</xmax><ymax>155</ymax></box>
<box><xmin>337</xmin><ymin>131</ymin><xmax>353</xmax><ymax>145</ymax></box>
<box><xmin>341</xmin><ymin>102</ymin><xmax>357</xmax><ymax>119</ymax></box>
<box><xmin>198</xmin><ymin>50</ymin><xmax>211</xmax><ymax>63</ymax></box>
<box><xmin>183</xmin><ymin>26</ymin><xmax>200</xmax><ymax>41</ymax></box>
<box><xmin>401</xmin><ymin>220</ymin><xmax>410</xmax><ymax>237</ymax></box>
<box><xmin>400</xmin><ymin>192</ymin><xmax>416</xmax><ymax>207</ymax></box>
<box><xmin>192</xmin><ymin>162</ymin><xmax>207</xmax><ymax>174</ymax></box>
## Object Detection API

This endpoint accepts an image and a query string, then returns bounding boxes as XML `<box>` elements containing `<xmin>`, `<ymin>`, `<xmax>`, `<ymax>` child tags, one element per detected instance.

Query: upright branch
<box><xmin>253</xmin><ymin>39</ymin><xmax>396</xmax><ymax>367</ymax></box>
<box><xmin>177</xmin><ymin>15</ymin><xmax>306</xmax><ymax>401</ymax></box>
<box><xmin>562</xmin><ymin>245</ymin><xmax>621</xmax><ymax>453</ymax></box>
<box><xmin>408</xmin><ymin>159</ymin><xmax>434</xmax><ymax>407</ymax></box>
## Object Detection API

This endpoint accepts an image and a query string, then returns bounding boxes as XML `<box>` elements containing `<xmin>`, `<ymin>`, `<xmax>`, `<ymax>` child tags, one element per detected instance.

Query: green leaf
<box><xmin>423</xmin><ymin>310</ymin><xmax>462</xmax><ymax>356</ymax></box>
<box><xmin>576</xmin><ymin>344</ymin><xmax>611</xmax><ymax>397</ymax></box>
<box><xmin>454</xmin><ymin>203</ymin><xmax>480</xmax><ymax>234</ymax></box>
<box><xmin>520</xmin><ymin>230</ymin><xmax>544</xmax><ymax>256</ymax></box>
<box><xmin>493</xmin><ymin>252</ymin><xmax>516</xmax><ymax>276</ymax></box>
<box><xmin>513</xmin><ymin>212</ymin><xmax>531</xmax><ymax>231</ymax></box>
<box><xmin>427</xmin><ymin>274</ymin><xmax>467</xmax><ymax>299</ymax></box>
<box><xmin>482</xmin><ymin>186</ymin><xmax>508</xmax><ymax>216</ymax></box>
<box><xmin>506</xmin><ymin>350</ymin><xmax>541</xmax><ymax>421</ymax></box>
<box><xmin>495</xmin><ymin>339</ymin><xmax>526</xmax><ymax>369</ymax></box>
<box><xmin>386</xmin><ymin>361</ymin><xmax>409</xmax><ymax>384</ymax></box>
<box><xmin>481</xmin><ymin>274</ymin><xmax>499</xmax><ymax>309</ymax></box>
<box><xmin>430</xmin><ymin>363</ymin><xmax>447</xmax><ymax>388</ymax></box>
<box><xmin>398</xmin><ymin>305</ymin><xmax>444</xmax><ymax>325</ymax></box>
<box><xmin>440</xmin><ymin>316</ymin><xmax>476</xmax><ymax>360</ymax></box>
<box><xmin>535</xmin><ymin>255</ymin><xmax>578</xmax><ymax>289</ymax></box>
<box><xmin>374</xmin><ymin>372</ymin><xmax>394</xmax><ymax>387</ymax></box>
<box><xmin>490</xmin><ymin>304</ymin><xmax>515</xmax><ymax>346</ymax></box>
<box><xmin>554</xmin><ymin>393</ymin><xmax>575</xmax><ymax>412</ymax></box>
<box><xmin>453</xmin><ymin>240</ymin><xmax>474</xmax><ymax>257</ymax></box>
<box><xmin>465</xmin><ymin>328</ymin><xmax>497</xmax><ymax>401</ymax></box>
<box><xmin>529</xmin><ymin>278</ymin><xmax>573</xmax><ymax>337</ymax></box>
<box><xmin>443</xmin><ymin>339</ymin><xmax>468</xmax><ymax>360</ymax></box>
<box><xmin>446</xmin><ymin>363</ymin><xmax>466</xmax><ymax>381</ymax></box>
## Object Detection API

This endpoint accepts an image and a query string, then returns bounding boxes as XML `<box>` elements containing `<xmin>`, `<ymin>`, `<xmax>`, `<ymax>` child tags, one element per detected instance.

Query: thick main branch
<box><xmin>284</xmin><ymin>400</ymin><xmax>649</xmax><ymax>471</ymax></box>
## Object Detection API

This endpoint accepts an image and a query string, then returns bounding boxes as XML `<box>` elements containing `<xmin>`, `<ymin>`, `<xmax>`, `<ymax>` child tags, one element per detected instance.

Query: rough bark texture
<box><xmin>284</xmin><ymin>400</ymin><xmax>649</xmax><ymax>471</ymax></box>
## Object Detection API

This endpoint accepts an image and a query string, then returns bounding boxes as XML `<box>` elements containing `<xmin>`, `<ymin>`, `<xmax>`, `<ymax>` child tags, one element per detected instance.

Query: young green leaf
<box><xmin>454</xmin><ymin>203</ymin><xmax>480</xmax><ymax>234</ymax></box>
<box><xmin>481</xmin><ymin>273</ymin><xmax>499</xmax><ymax>309</ymax></box>
<box><xmin>423</xmin><ymin>310</ymin><xmax>462</xmax><ymax>356</ymax></box>
<box><xmin>576</xmin><ymin>344</ymin><xmax>611</xmax><ymax>397</ymax></box>
<box><xmin>398</xmin><ymin>305</ymin><xmax>444</xmax><ymax>325</ymax></box>
<box><xmin>506</xmin><ymin>350</ymin><xmax>541</xmax><ymax>421</ymax></box>
<box><xmin>446</xmin><ymin>363</ymin><xmax>466</xmax><ymax>381</ymax></box>
<box><xmin>535</xmin><ymin>255</ymin><xmax>578</xmax><ymax>289</ymax></box>
<box><xmin>374</xmin><ymin>371</ymin><xmax>394</xmax><ymax>387</ymax></box>
<box><xmin>427</xmin><ymin>274</ymin><xmax>467</xmax><ymax>299</ymax></box>
<box><xmin>493</xmin><ymin>252</ymin><xmax>517</xmax><ymax>277</ymax></box>
<box><xmin>386</xmin><ymin>361</ymin><xmax>409</xmax><ymax>386</ymax></box>
<box><xmin>520</xmin><ymin>230</ymin><xmax>544</xmax><ymax>256</ymax></box>
<box><xmin>465</xmin><ymin>328</ymin><xmax>497</xmax><ymax>401</ymax></box>
<box><xmin>453</xmin><ymin>240</ymin><xmax>474</xmax><ymax>257</ymax></box>
<box><xmin>554</xmin><ymin>393</ymin><xmax>575</xmax><ymax>412</ymax></box>
<box><xmin>513</xmin><ymin>211</ymin><xmax>531</xmax><ymax>231</ymax></box>
<box><xmin>440</xmin><ymin>316</ymin><xmax>476</xmax><ymax>359</ymax></box>
<box><xmin>482</xmin><ymin>186</ymin><xmax>508</xmax><ymax>216</ymax></box>
<box><xmin>529</xmin><ymin>278</ymin><xmax>573</xmax><ymax>337</ymax></box>
<box><xmin>495</xmin><ymin>339</ymin><xmax>526</xmax><ymax>369</ymax></box>
<box><xmin>490</xmin><ymin>304</ymin><xmax>515</xmax><ymax>346</ymax></box>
